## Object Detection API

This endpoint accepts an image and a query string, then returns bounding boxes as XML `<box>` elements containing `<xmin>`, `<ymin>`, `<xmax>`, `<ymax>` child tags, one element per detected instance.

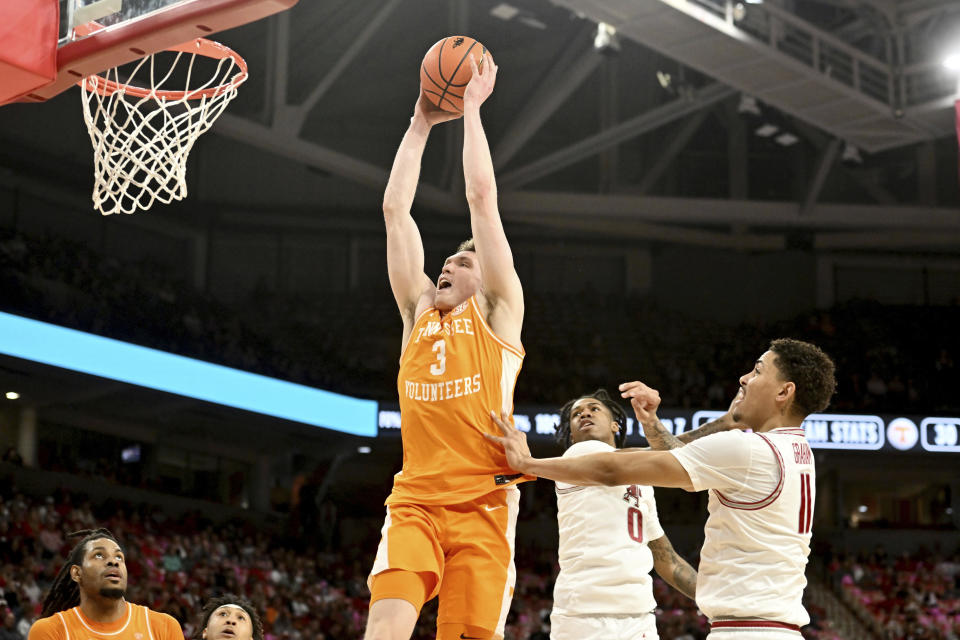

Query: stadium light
<box><xmin>4</xmin><ymin>391</ymin><xmax>19</xmax><ymax>400</ymax></box>
<box><xmin>857</xmin><ymin>505</ymin><xmax>868</xmax><ymax>513</ymax></box>
<box><xmin>775</xmin><ymin>132</ymin><xmax>799</xmax><ymax>146</ymax></box>
<box><xmin>754</xmin><ymin>124</ymin><xmax>779</xmax><ymax>137</ymax></box>
<box><xmin>490</xmin><ymin>3</ymin><xmax>519</xmax><ymax>20</ymax></box>
<box><xmin>944</xmin><ymin>53</ymin><xmax>960</xmax><ymax>71</ymax></box>
<box><xmin>594</xmin><ymin>22</ymin><xmax>620</xmax><ymax>54</ymax></box>
<box><xmin>842</xmin><ymin>142</ymin><xmax>863</xmax><ymax>165</ymax></box>
<box><xmin>357</xmin><ymin>446</ymin><xmax>372</xmax><ymax>454</ymax></box>
<box><xmin>737</xmin><ymin>94</ymin><xmax>761</xmax><ymax>116</ymax></box>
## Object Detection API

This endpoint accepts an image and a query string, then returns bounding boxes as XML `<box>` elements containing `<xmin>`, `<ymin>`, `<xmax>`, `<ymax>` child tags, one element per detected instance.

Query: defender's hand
<box><xmin>463</xmin><ymin>53</ymin><xmax>497</xmax><ymax>111</ymax></box>
<box><xmin>619</xmin><ymin>380</ymin><xmax>662</xmax><ymax>429</ymax></box>
<box><xmin>484</xmin><ymin>410</ymin><xmax>533</xmax><ymax>474</ymax></box>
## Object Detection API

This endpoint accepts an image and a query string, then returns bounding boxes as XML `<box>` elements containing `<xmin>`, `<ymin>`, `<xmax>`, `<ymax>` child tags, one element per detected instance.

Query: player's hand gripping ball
<box><xmin>420</xmin><ymin>36</ymin><xmax>492</xmax><ymax>113</ymax></box>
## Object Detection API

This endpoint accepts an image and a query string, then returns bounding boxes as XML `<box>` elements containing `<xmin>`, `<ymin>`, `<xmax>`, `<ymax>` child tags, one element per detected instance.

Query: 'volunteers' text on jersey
<box><xmin>389</xmin><ymin>296</ymin><xmax>528</xmax><ymax>505</ymax></box>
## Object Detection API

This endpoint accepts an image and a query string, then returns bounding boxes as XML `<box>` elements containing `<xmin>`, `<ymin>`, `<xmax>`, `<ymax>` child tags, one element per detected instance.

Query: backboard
<box><xmin>0</xmin><ymin>0</ymin><xmax>297</xmax><ymax>215</ymax></box>
<box><xmin>0</xmin><ymin>0</ymin><xmax>297</xmax><ymax>105</ymax></box>
<box><xmin>59</xmin><ymin>0</ymin><xmax>198</xmax><ymax>43</ymax></box>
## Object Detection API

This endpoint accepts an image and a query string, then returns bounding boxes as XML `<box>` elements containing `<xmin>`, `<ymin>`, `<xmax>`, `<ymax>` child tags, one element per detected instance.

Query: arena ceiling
<box><xmin>2</xmin><ymin>0</ymin><xmax>960</xmax><ymax>251</ymax></box>
<box><xmin>5</xmin><ymin>0</ymin><xmax>960</xmax><ymax>494</ymax></box>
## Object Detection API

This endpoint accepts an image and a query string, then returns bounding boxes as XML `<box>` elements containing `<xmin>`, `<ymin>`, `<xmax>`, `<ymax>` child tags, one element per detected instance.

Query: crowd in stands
<box><xmin>0</xmin><ymin>479</ymin><xmax>859</xmax><ymax>640</ymax></box>
<box><xmin>518</xmin><ymin>296</ymin><xmax>960</xmax><ymax>414</ymax></box>
<box><xmin>830</xmin><ymin>547</ymin><xmax>960</xmax><ymax>640</ymax></box>
<box><xmin>2</xmin><ymin>227</ymin><xmax>959</xmax><ymax>412</ymax></box>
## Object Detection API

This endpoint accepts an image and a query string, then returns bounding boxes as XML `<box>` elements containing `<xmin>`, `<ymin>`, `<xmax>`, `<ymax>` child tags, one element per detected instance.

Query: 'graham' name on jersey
<box><xmin>404</xmin><ymin>374</ymin><xmax>482</xmax><ymax>403</ymax></box>
<box><xmin>792</xmin><ymin>441</ymin><xmax>812</xmax><ymax>465</ymax></box>
<box><xmin>413</xmin><ymin>318</ymin><xmax>475</xmax><ymax>343</ymax></box>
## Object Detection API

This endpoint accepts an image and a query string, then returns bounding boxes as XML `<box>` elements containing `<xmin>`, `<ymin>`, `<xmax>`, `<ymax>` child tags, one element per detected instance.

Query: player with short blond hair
<box><xmin>364</xmin><ymin>53</ymin><xmax>528</xmax><ymax>640</ymax></box>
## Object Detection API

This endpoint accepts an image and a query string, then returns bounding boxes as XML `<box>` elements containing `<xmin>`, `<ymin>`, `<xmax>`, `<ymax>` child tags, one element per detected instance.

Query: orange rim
<box><xmin>75</xmin><ymin>22</ymin><xmax>248</xmax><ymax>100</ymax></box>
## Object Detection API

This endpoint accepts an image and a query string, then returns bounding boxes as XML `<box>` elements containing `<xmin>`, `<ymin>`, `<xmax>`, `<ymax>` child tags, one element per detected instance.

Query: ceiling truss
<box><xmin>210</xmin><ymin>0</ymin><xmax>960</xmax><ymax>250</ymax></box>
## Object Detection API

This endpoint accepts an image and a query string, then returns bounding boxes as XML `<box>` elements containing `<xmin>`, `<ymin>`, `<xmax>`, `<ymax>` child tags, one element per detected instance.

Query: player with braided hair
<box><xmin>29</xmin><ymin>528</ymin><xmax>182</xmax><ymax>640</ymax></box>
<box><xmin>37</xmin><ymin>528</ymin><xmax>120</xmax><ymax>620</ymax></box>
<box><xmin>196</xmin><ymin>594</ymin><xmax>263</xmax><ymax>640</ymax></box>
<box><xmin>549</xmin><ymin>388</ymin><xmax>729</xmax><ymax>639</ymax></box>
<box><xmin>555</xmin><ymin>388</ymin><xmax>629</xmax><ymax>450</ymax></box>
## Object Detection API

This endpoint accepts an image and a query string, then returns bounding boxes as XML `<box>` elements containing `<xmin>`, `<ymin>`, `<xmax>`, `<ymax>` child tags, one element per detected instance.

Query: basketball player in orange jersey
<box><xmin>196</xmin><ymin>594</ymin><xmax>263</xmax><ymax>640</ymax></box>
<box><xmin>364</xmin><ymin>53</ymin><xmax>528</xmax><ymax>640</ymax></box>
<box><xmin>28</xmin><ymin>528</ymin><xmax>182</xmax><ymax>640</ymax></box>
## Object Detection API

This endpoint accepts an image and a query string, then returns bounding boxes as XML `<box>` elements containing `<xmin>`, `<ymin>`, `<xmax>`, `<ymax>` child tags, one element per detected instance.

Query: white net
<box><xmin>80</xmin><ymin>40</ymin><xmax>247</xmax><ymax>215</ymax></box>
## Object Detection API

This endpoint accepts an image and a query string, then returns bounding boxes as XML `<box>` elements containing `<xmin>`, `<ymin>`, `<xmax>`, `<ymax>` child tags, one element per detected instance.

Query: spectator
<box><xmin>2</xmin><ymin>449</ymin><xmax>23</xmax><ymax>467</ymax></box>
<box><xmin>0</xmin><ymin>610</ymin><xmax>21</xmax><ymax>640</ymax></box>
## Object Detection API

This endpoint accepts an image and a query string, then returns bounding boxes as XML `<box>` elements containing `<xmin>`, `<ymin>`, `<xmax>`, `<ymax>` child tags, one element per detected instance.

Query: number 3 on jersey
<box><xmin>429</xmin><ymin>340</ymin><xmax>446</xmax><ymax>375</ymax></box>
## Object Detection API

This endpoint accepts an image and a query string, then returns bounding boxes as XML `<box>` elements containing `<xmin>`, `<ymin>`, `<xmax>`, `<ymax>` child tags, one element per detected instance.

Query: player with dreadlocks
<box><xmin>196</xmin><ymin>594</ymin><xmax>263</xmax><ymax>640</ymax></box>
<box><xmin>28</xmin><ymin>528</ymin><xmax>182</xmax><ymax>640</ymax></box>
<box><xmin>547</xmin><ymin>388</ymin><xmax>733</xmax><ymax>640</ymax></box>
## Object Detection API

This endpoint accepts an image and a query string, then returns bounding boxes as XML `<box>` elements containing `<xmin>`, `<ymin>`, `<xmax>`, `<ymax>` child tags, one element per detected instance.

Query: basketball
<box><xmin>420</xmin><ymin>36</ymin><xmax>491</xmax><ymax>113</ymax></box>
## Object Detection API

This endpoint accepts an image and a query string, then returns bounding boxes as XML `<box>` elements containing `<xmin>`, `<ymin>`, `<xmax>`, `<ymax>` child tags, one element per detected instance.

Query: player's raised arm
<box><xmin>620</xmin><ymin>380</ymin><xmax>738</xmax><ymax>450</ymax></box>
<box><xmin>461</xmin><ymin>54</ymin><xmax>523</xmax><ymax>345</ymax></box>
<box><xmin>384</xmin><ymin>93</ymin><xmax>460</xmax><ymax>336</ymax></box>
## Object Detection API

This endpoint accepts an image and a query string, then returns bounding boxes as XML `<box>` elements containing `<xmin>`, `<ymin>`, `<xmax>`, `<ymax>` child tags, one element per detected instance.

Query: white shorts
<box><xmin>550</xmin><ymin>611</ymin><xmax>658</xmax><ymax>640</ymax></box>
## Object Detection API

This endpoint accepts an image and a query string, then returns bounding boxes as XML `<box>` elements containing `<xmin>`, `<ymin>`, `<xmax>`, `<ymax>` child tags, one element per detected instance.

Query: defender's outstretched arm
<box><xmin>486</xmin><ymin>411</ymin><xmax>695</xmax><ymax>490</ymax></box>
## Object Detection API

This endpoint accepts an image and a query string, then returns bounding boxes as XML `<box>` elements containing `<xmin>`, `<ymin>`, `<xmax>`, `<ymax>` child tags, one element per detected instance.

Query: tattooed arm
<box><xmin>674</xmin><ymin>412</ymin><xmax>735</xmax><ymax>444</ymax></box>
<box><xmin>640</xmin><ymin>418</ymin><xmax>686</xmax><ymax>451</ymax></box>
<box><xmin>620</xmin><ymin>380</ymin><xmax>741</xmax><ymax>451</ymax></box>
<box><xmin>649</xmin><ymin>534</ymin><xmax>697</xmax><ymax>600</ymax></box>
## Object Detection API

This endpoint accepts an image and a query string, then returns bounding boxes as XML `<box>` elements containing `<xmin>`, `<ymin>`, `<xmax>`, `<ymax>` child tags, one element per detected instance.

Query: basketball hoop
<box><xmin>77</xmin><ymin>23</ymin><xmax>248</xmax><ymax>215</ymax></box>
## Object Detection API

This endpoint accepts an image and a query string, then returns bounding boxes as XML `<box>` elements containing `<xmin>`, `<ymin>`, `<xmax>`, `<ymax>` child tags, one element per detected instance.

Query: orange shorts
<box><xmin>368</xmin><ymin>486</ymin><xmax>520</xmax><ymax>638</ymax></box>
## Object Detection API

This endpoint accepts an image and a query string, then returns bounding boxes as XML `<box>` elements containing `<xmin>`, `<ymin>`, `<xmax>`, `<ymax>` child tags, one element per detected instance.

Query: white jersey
<box><xmin>670</xmin><ymin>428</ymin><xmax>814</xmax><ymax>627</ymax></box>
<box><xmin>553</xmin><ymin>440</ymin><xmax>665</xmax><ymax>616</ymax></box>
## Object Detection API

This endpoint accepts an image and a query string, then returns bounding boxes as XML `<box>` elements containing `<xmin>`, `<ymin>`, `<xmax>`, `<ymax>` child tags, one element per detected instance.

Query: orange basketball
<box><xmin>420</xmin><ymin>36</ymin><xmax>491</xmax><ymax>113</ymax></box>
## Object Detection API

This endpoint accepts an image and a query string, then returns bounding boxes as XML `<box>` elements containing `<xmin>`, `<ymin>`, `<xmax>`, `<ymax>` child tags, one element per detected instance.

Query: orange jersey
<box><xmin>28</xmin><ymin>602</ymin><xmax>183</xmax><ymax>640</ymax></box>
<box><xmin>388</xmin><ymin>295</ymin><xmax>531</xmax><ymax>505</ymax></box>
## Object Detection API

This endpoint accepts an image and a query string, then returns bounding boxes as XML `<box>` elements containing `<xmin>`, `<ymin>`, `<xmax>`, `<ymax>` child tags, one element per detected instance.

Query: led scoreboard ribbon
<box><xmin>0</xmin><ymin>311</ymin><xmax>378</xmax><ymax>437</ymax></box>
<box><xmin>920</xmin><ymin>417</ymin><xmax>960</xmax><ymax>453</ymax></box>
<box><xmin>380</xmin><ymin>406</ymin><xmax>960</xmax><ymax>454</ymax></box>
<box><xmin>694</xmin><ymin>411</ymin><xmax>887</xmax><ymax>450</ymax></box>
